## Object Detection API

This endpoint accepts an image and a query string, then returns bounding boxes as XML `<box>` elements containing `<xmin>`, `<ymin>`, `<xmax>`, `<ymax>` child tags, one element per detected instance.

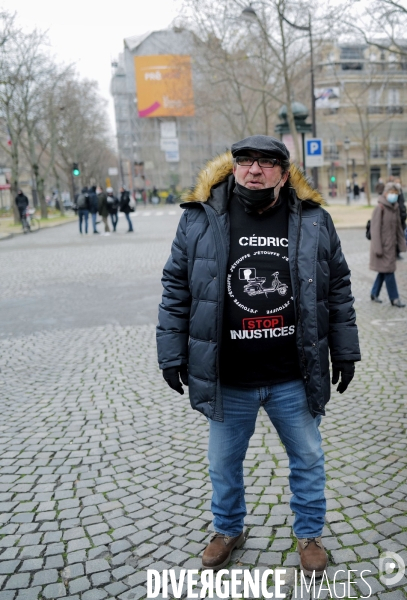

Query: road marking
<box><xmin>129</xmin><ymin>210</ymin><xmax>178</xmax><ymax>219</ymax></box>
<box><xmin>371</xmin><ymin>319</ymin><xmax>407</xmax><ymax>325</ymax></box>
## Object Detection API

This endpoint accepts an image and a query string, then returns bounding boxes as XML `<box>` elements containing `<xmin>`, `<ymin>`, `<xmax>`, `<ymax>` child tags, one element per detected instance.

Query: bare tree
<box><xmin>52</xmin><ymin>74</ymin><xmax>114</xmax><ymax>199</ymax></box>
<box><xmin>0</xmin><ymin>11</ymin><xmax>117</xmax><ymax>221</ymax></box>
<box><xmin>345</xmin><ymin>0</ymin><xmax>407</xmax><ymax>57</ymax></box>
<box><xmin>16</xmin><ymin>31</ymin><xmax>63</xmax><ymax>218</ymax></box>
<box><xmin>0</xmin><ymin>12</ymin><xmax>25</xmax><ymax>222</ymax></box>
<box><xmin>179</xmin><ymin>0</ymin><xmax>346</xmax><ymax>167</ymax></box>
<box><xmin>180</xmin><ymin>0</ymin><xmax>305</xmax><ymax>156</ymax></box>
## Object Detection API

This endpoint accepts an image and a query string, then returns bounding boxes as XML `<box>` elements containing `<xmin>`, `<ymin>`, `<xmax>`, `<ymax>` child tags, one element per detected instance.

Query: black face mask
<box><xmin>234</xmin><ymin>179</ymin><xmax>282</xmax><ymax>213</ymax></box>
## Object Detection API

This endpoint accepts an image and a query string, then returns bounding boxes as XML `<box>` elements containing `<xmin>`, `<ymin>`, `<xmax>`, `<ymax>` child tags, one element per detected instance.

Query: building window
<box><xmin>387</xmin><ymin>89</ymin><xmax>402</xmax><ymax>114</ymax></box>
<box><xmin>368</xmin><ymin>87</ymin><xmax>383</xmax><ymax>113</ymax></box>
<box><xmin>340</xmin><ymin>46</ymin><xmax>365</xmax><ymax>70</ymax></box>
<box><xmin>388</xmin><ymin>141</ymin><xmax>403</xmax><ymax>157</ymax></box>
<box><xmin>325</xmin><ymin>141</ymin><xmax>339</xmax><ymax>160</ymax></box>
<box><xmin>370</xmin><ymin>167</ymin><xmax>381</xmax><ymax>192</ymax></box>
<box><xmin>388</xmin><ymin>88</ymin><xmax>400</xmax><ymax>104</ymax></box>
<box><xmin>371</xmin><ymin>144</ymin><xmax>384</xmax><ymax>158</ymax></box>
<box><xmin>388</xmin><ymin>53</ymin><xmax>398</xmax><ymax>70</ymax></box>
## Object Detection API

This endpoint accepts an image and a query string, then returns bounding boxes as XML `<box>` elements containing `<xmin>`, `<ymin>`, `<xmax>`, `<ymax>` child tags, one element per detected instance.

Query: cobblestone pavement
<box><xmin>0</xmin><ymin>209</ymin><xmax>406</xmax><ymax>600</ymax></box>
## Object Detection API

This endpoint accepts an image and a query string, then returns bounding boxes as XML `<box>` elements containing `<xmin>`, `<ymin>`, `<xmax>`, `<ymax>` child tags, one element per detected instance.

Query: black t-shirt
<box><xmin>219</xmin><ymin>194</ymin><xmax>301</xmax><ymax>386</ymax></box>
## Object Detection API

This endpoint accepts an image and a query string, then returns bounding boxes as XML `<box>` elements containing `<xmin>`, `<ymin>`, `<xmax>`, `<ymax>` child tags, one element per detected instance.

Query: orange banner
<box><xmin>134</xmin><ymin>55</ymin><xmax>195</xmax><ymax>118</ymax></box>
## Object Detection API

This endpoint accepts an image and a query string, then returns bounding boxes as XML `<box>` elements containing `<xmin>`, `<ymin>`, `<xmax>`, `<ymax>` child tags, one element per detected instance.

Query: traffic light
<box><xmin>330</xmin><ymin>175</ymin><xmax>336</xmax><ymax>183</ymax></box>
<box><xmin>72</xmin><ymin>163</ymin><xmax>80</xmax><ymax>177</ymax></box>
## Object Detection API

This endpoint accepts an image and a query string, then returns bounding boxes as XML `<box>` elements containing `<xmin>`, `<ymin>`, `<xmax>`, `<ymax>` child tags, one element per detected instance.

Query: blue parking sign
<box><xmin>305</xmin><ymin>138</ymin><xmax>323</xmax><ymax>167</ymax></box>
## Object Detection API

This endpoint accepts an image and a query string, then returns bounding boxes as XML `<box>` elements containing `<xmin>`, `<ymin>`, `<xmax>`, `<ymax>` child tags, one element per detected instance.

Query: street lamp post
<box><xmin>280</xmin><ymin>12</ymin><xmax>318</xmax><ymax>188</ymax></box>
<box><xmin>343</xmin><ymin>137</ymin><xmax>351</xmax><ymax>205</ymax></box>
<box><xmin>242</xmin><ymin>5</ymin><xmax>318</xmax><ymax>188</ymax></box>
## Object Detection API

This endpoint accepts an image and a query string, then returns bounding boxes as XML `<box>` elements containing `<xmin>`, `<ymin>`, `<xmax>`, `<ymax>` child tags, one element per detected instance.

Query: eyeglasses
<box><xmin>235</xmin><ymin>156</ymin><xmax>281</xmax><ymax>168</ymax></box>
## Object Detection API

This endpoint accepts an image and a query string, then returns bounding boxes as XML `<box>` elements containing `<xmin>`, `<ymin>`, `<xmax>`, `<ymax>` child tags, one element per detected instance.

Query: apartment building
<box><xmin>314</xmin><ymin>41</ymin><xmax>407</xmax><ymax>198</ymax></box>
<box><xmin>110</xmin><ymin>28</ymin><xmax>231</xmax><ymax>192</ymax></box>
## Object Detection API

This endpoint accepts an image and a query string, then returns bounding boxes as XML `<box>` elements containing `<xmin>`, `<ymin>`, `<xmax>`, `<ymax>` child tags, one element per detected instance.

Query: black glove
<box><xmin>162</xmin><ymin>365</ymin><xmax>189</xmax><ymax>395</ymax></box>
<box><xmin>331</xmin><ymin>361</ymin><xmax>355</xmax><ymax>394</ymax></box>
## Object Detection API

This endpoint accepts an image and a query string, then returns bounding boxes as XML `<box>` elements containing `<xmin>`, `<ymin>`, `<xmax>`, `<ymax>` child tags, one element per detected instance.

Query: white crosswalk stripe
<box><xmin>129</xmin><ymin>209</ymin><xmax>179</xmax><ymax>219</ymax></box>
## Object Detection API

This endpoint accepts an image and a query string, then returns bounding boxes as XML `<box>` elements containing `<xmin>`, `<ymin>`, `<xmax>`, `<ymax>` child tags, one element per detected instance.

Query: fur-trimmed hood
<box><xmin>182</xmin><ymin>151</ymin><xmax>324</xmax><ymax>205</ymax></box>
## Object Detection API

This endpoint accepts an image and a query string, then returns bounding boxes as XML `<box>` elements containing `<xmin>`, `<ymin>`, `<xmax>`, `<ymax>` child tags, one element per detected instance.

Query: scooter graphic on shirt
<box><xmin>240</xmin><ymin>268</ymin><xmax>288</xmax><ymax>297</ymax></box>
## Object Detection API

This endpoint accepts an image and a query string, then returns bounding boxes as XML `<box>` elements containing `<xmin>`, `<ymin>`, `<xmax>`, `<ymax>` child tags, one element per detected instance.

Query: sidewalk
<box><xmin>0</xmin><ymin>213</ymin><xmax>77</xmax><ymax>240</ymax></box>
<box><xmin>324</xmin><ymin>202</ymin><xmax>374</xmax><ymax>229</ymax></box>
<box><xmin>0</xmin><ymin>219</ymin><xmax>406</xmax><ymax>600</ymax></box>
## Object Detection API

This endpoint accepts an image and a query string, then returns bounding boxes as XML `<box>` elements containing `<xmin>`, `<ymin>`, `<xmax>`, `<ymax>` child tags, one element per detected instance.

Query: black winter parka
<box><xmin>157</xmin><ymin>153</ymin><xmax>361</xmax><ymax>420</ymax></box>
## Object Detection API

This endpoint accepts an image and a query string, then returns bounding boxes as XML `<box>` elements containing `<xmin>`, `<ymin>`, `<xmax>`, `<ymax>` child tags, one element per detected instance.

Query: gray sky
<box><xmin>1</xmin><ymin>0</ymin><xmax>183</xmax><ymax>131</ymax></box>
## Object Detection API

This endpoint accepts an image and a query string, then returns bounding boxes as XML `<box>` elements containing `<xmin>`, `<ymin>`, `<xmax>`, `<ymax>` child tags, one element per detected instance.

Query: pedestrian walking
<box><xmin>119</xmin><ymin>187</ymin><xmax>134</xmax><ymax>232</ymax></box>
<box><xmin>393</xmin><ymin>178</ymin><xmax>406</xmax><ymax>259</ymax></box>
<box><xmin>76</xmin><ymin>187</ymin><xmax>89</xmax><ymax>234</ymax></box>
<box><xmin>97</xmin><ymin>187</ymin><xmax>110</xmax><ymax>235</ymax></box>
<box><xmin>106</xmin><ymin>187</ymin><xmax>119</xmax><ymax>231</ymax></box>
<box><xmin>88</xmin><ymin>186</ymin><xmax>99</xmax><ymax>234</ymax></box>
<box><xmin>370</xmin><ymin>182</ymin><xmax>406</xmax><ymax>306</ymax></box>
<box><xmin>15</xmin><ymin>190</ymin><xmax>29</xmax><ymax>230</ymax></box>
<box><xmin>151</xmin><ymin>186</ymin><xmax>160</xmax><ymax>204</ymax></box>
<box><xmin>353</xmin><ymin>181</ymin><xmax>360</xmax><ymax>200</ymax></box>
<box><xmin>346</xmin><ymin>179</ymin><xmax>352</xmax><ymax>205</ymax></box>
<box><xmin>156</xmin><ymin>135</ymin><xmax>361</xmax><ymax>575</ymax></box>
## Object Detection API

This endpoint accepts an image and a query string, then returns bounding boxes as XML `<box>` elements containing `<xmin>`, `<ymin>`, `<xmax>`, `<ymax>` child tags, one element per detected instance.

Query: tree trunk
<box><xmin>365</xmin><ymin>149</ymin><xmax>372</xmax><ymax>206</ymax></box>
<box><xmin>38</xmin><ymin>177</ymin><xmax>48</xmax><ymax>218</ymax></box>
<box><xmin>33</xmin><ymin>163</ymin><xmax>48</xmax><ymax>219</ymax></box>
<box><xmin>10</xmin><ymin>147</ymin><xmax>20</xmax><ymax>224</ymax></box>
<box><xmin>53</xmin><ymin>168</ymin><xmax>64</xmax><ymax>215</ymax></box>
<box><xmin>360</xmin><ymin>109</ymin><xmax>371</xmax><ymax>207</ymax></box>
<box><xmin>278</xmin><ymin>7</ymin><xmax>302</xmax><ymax>164</ymax></box>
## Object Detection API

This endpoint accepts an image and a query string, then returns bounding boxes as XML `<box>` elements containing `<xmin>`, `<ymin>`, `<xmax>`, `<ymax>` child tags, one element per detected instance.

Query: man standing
<box><xmin>88</xmin><ymin>186</ymin><xmax>100</xmax><ymax>234</ymax></box>
<box><xmin>119</xmin><ymin>187</ymin><xmax>134</xmax><ymax>233</ymax></box>
<box><xmin>106</xmin><ymin>187</ymin><xmax>119</xmax><ymax>232</ymax></box>
<box><xmin>76</xmin><ymin>187</ymin><xmax>89</xmax><ymax>234</ymax></box>
<box><xmin>97</xmin><ymin>187</ymin><xmax>110</xmax><ymax>235</ymax></box>
<box><xmin>15</xmin><ymin>190</ymin><xmax>29</xmax><ymax>229</ymax></box>
<box><xmin>157</xmin><ymin>136</ymin><xmax>360</xmax><ymax>575</ymax></box>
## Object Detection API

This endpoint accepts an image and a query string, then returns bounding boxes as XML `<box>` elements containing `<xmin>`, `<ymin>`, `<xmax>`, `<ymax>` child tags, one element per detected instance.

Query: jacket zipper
<box><xmin>203</xmin><ymin>204</ymin><xmax>228</xmax><ymax>381</ymax></box>
<box><xmin>291</xmin><ymin>201</ymin><xmax>310</xmax><ymax>384</ymax></box>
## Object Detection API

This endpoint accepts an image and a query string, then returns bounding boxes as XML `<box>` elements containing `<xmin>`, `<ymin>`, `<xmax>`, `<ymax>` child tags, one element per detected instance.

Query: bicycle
<box><xmin>22</xmin><ymin>207</ymin><xmax>40</xmax><ymax>233</ymax></box>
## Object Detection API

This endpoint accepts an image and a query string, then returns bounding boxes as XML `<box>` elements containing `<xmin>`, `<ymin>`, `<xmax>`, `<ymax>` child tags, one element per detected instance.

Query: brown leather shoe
<box><xmin>297</xmin><ymin>537</ymin><xmax>328</xmax><ymax>577</ymax></box>
<box><xmin>202</xmin><ymin>532</ymin><xmax>246</xmax><ymax>570</ymax></box>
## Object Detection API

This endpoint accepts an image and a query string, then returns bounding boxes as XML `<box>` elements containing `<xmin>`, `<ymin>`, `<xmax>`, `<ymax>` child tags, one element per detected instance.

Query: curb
<box><xmin>0</xmin><ymin>217</ymin><xmax>76</xmax><ymax>242</ymax></box>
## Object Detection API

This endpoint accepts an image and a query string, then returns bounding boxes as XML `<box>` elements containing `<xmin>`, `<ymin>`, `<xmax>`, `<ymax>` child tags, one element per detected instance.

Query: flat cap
<box><xmin>231</xmin><ymin>135</ymin><xmax>290</xmax><ymax>161</ymax></box>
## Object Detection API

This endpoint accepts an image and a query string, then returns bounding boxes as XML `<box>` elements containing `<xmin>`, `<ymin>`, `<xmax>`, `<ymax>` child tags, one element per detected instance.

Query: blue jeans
<box><xmin>208</xmin><ymin>380</ymin><xmax>326</xmax><ymax>539</ymax></box>
<box><xmin>110</xmin><ymin>212</ymin><xmax>118</xmax><ymax>231</ymax></box>
<box><xmin>90</xmin><ymin>211</ymin><xmax>98</xmax><ymax>233</ymax></box>
<box><xmin>124</xmin><ymin>213</ymin><xmax>133</xmax><ymax>231</ymax></box>
<box><xmin>78</xmin><ymin>209</ymin><xmax>89</xmax><ymax>234</ymax></box>
<box><xmin>371</xmin><ymin>272</ymin><xmax>399</xmax><ymax>301</ymax></box>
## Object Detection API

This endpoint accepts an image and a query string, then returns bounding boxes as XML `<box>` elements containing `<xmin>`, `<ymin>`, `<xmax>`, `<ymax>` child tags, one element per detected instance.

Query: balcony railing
<box><xmin>371</xmin><ymin>148</ymin><xmax>404</xmax><ymax>158</ymax></box>
<box><xmin>320</xmin><ymin>59</ymin><xmax>407</xmax><ymax>72</ymax></box>
<box><xmin>324</xmin><ymin>149</ymin><xmax>339</xmax><ymax>160</ymax></box>
<box><xmin>367</xmin><ymin>105</ymin><xmax>404</xmax><ymax>114</ymax></box>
